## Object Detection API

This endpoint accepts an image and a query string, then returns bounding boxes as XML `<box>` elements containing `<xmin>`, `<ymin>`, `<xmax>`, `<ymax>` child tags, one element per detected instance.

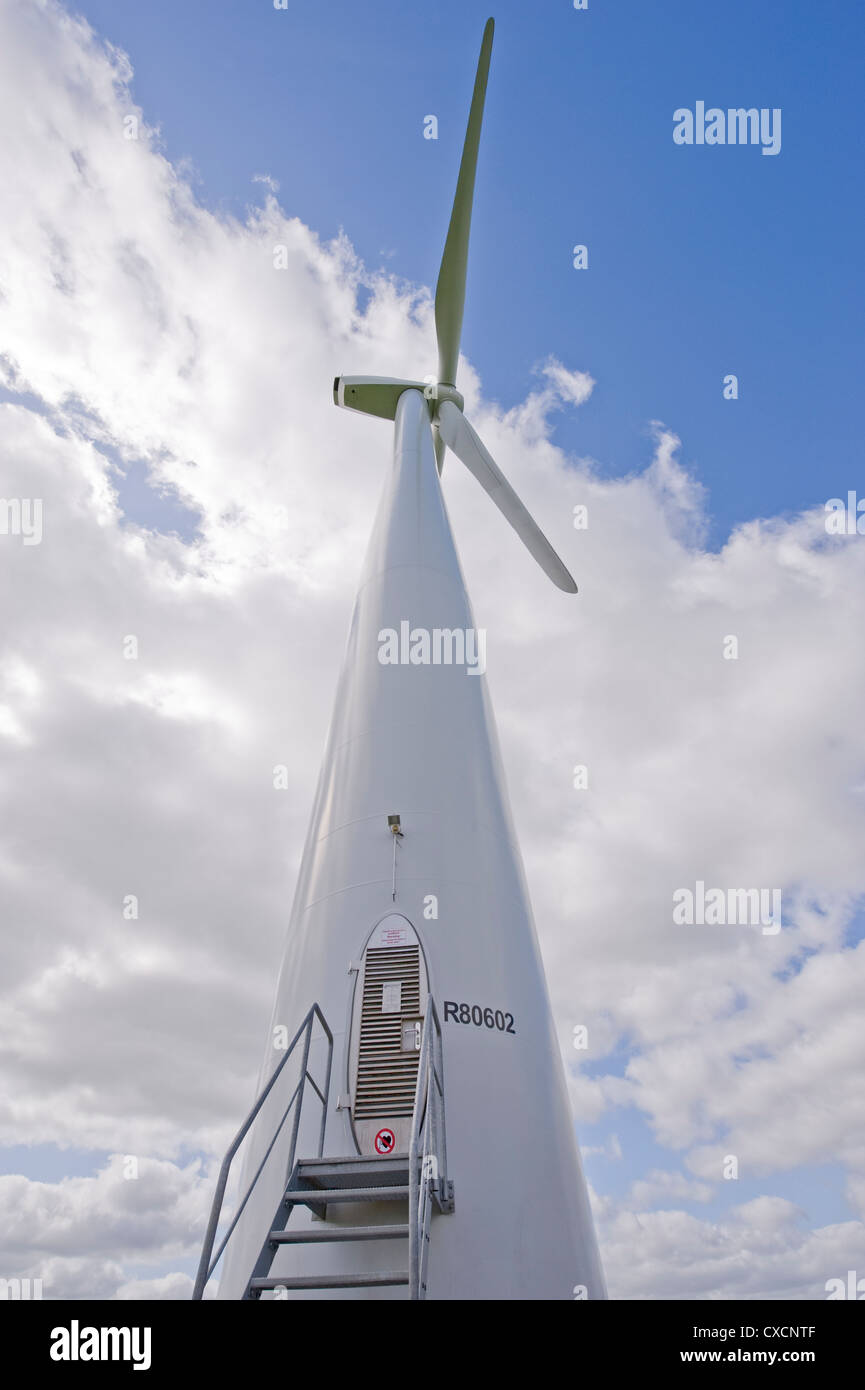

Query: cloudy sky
<box><xmin>1</xmin><ymin>0</ymin><xmax>864</xmax><ymax>1300</ymax></box>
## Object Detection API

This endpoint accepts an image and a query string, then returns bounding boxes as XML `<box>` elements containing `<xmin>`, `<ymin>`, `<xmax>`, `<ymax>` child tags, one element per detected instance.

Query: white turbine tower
<box><xmin>195</xmin><ymin>16</ymin><xmax>605</xmax><ymax>1302</ymax></box>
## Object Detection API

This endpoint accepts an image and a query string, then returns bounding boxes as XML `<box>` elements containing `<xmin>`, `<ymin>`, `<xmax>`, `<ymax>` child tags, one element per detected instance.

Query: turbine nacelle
<box><xmin>333</xmin><ymin>376</ymin><xmax>464</xmax><ymax>419</ymax></box>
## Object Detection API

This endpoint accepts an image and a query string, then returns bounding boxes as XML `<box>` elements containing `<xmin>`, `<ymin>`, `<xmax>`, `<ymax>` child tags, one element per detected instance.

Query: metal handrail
<box><xmin>192</xmin><ymin>1003</ymin><xmax>333</xmax><ymax>1300</ymax></box>
<box><xmin>408</xmin><ymin>999</ymin><xmax>447</xmax><ymax>1300</ymax></box>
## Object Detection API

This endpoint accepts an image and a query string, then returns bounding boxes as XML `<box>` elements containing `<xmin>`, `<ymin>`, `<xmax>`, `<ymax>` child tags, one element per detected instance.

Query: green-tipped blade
<box><xmin>434</xmin><ymin>17</ymin><xmax>494</xmax><ymax>390</ymax></box>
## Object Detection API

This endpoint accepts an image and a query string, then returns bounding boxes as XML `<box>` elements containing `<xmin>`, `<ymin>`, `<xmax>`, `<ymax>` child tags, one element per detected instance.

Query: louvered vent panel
<box><xmin>354</xmin><ymin>946</ymin><xmax>421</xmax><ymax>1118</ymax></box>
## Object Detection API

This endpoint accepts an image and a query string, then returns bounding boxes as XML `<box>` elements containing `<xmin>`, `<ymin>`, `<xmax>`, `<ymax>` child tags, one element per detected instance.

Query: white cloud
<box><xmin>116</xmin><ymin>1271</ymin><xmax>200</xmax><ymax>1300</ymax></box>
<box><xmin>0</xmin><ymin>1156</ymin><xmax>212</xmax><ymax>1299</ymax></box>
<box><xmin>582</xmin><ymin>1133</ymin><xmax>624</xmax><ymax>1162</ymax></box>
<box><xmin>596</xmin><ymin>1196</ymin><xmax>865</xmax><ymax>1301</ymax></box>
<box><xmin>626</xmin><ymin>1169</ymin><xmax>714</xmax><ymax>1208</ymax></box>
<box><xmin>540</xmin><ymin>358</ymin><xmax>596</xmax><ymax>408</ymax></box>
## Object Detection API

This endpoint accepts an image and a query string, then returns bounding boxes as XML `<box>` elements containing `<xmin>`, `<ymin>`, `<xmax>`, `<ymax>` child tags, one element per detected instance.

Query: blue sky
<box><xmin>74</xmin><ymin>0</ymin><xmax>864</xmax><ymax>547</ymax></box>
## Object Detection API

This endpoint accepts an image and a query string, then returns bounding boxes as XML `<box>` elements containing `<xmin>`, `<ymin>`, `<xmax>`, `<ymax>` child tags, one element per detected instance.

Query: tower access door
<box><xmin>349</xmin><ymin>915</ymin><xmax>429</xmax><ymax>1155</ymax></box>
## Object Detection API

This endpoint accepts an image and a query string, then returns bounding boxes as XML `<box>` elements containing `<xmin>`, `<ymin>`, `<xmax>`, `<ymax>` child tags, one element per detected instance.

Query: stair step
<box><xmin>284</xmin><ymin>1185</ymin><xmax>409</xmax><ymax>1205</ymax></box>
<box><xmin>297</xmin><ymin>1154</ymin><xmax>408</xmax><ymax>1168</ymax></box>
<box><xmin>270</xmin><ymin>1225</ymin><xmax>409</xmax><ymax>1245</ymax></box>
<box><xmin>251</xmin><ymin>1271</ymin><xmax>408</xmax><ymax>1291</ymax></box>
<box><xmin>295</xmin><ymin>1156</ymin><xmax>410</xmax><ymax>1189</ymax></box>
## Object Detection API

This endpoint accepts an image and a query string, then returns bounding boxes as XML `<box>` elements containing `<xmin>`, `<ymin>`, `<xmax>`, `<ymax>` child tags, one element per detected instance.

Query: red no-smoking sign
<box><xmin>374</xmin><ymin>1127</ymin><xmax>396</xmax><ymax>1154</ymax></box>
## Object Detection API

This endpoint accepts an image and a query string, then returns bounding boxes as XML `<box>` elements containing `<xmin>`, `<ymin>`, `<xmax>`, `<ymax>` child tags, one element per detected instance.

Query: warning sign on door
<box><xmin>374</xmin><ymin>1127</ymin><xmax>396</xmax><ymax>1155</ymax></box>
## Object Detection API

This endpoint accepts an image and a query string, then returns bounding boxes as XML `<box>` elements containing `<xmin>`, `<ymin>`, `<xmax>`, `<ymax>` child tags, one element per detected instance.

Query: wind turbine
<box><xmin>196</xmin><ymin>15</ymin><xmax>606</xmax><ymax>1302</ymax></box>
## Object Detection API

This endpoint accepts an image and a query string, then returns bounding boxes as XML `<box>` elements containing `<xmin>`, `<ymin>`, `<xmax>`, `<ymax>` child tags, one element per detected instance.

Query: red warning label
<box><xmin>374</xmin><ymin>1127</ymin><xmax>396</xmax><ymax>1155</ymax></box>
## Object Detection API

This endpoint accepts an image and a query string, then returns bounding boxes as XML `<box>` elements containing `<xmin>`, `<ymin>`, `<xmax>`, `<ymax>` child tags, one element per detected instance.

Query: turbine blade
<box><xmin>434</xmin><ymin>429</ymin><xmax>446</xmax><ymax>473</ymax></box>
<box><xmin>434</xmin><ymin>17</ymin><xmax>494</xmax><ymax>389</ymax></box>
<box><xmin>437</xmin><ymin>401</ymin><xmax>578</xmax><ymax>594</ymax></box>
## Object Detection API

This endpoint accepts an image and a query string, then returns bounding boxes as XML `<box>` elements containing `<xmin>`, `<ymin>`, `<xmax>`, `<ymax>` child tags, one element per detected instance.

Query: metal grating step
<box><xmin>251</xmin><ymin>1271</ymin><xmax>409</xmax><ymax>1291</ymax></box>
<box><xmin>284</xmin><ymin>1185</ymin><xmax>409</xmax><ymax>1205</ymax></box>
<box><xmin>269</xmin><ymin>1224</ymin><xmax>409</xmax><ymax>1245</ymax></box>
<box><xmin>295</xmin><ymin>1155</ymin><xmax>409</xmax><ymax>1190</ymax></box>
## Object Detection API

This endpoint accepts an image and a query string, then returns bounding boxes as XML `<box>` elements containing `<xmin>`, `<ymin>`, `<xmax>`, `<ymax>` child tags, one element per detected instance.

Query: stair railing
<box><xmin>408</xmin><ymin>998</ymin><xmax>449</xmax><ymax>1300</ymax></box>
<box><xmin>192</xmin><ymin>1003</ymin><xmax>333</xmax><ymax>1300</ymax></box>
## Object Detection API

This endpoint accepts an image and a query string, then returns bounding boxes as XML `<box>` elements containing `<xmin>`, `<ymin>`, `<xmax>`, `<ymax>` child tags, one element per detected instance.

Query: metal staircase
<box><xmin>193</xmin><ymin>1000</ymin><xmax>453</xmax><ymax>1301</ymax></box>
